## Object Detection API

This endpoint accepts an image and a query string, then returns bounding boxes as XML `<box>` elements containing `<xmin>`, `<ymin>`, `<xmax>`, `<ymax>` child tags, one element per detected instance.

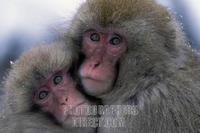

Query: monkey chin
<box><xmin>61</xmin><ymin>102</ymin><xmax>91</xmax><ymax>127</ymax></box>
<box><xmin>81</xmin><ymin>77</ymin><xmax>113</xmax><ymax>96</ymax></box>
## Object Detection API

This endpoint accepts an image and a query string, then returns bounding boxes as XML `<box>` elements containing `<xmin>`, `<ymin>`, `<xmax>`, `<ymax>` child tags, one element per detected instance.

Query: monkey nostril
<box><xmin>94</xmin><ymin>62</ymin><xmax>100</xmax><ymax>67</ymax></box>
<box><xmin>65</xmin><ymin>98</ymin><xmax>68</xmax><ymax>102</ymax></box>
<box><xmin>60</xmin><ymin>98</ymin><xmax>68</xmax><ymax>105</ymax></box>
<box><xmin>90</xmin><ymin>61</ymin><xmax>100</xmax><ymax>68</ymax></box>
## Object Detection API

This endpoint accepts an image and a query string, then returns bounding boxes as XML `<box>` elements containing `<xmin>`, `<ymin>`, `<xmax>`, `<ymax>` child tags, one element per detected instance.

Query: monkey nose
<box><xmin>59</xmin><ymin>97</ymin><xmax>68</xmax><ymax>105</ymax></box>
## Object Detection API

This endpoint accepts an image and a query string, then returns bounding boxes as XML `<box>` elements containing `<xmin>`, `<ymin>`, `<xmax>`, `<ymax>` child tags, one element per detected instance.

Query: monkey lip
<box><xmin>75</xmin><ymin>101</ymin><xmax>87</xmax><ymax>108</ymax></box>
<box><xmin>63</xmin><ymin>101</ymin><xmax>90</xmax><ymax>121</ymax></box>
<box><xmin>65</xmin><ymin>101</ymin><xmax>87</xmax><ymax>115</ymax></box>
<box><xmin>71</xmin><ymin>101</ymin><xmax>86</xmax><ymax>110</ymax></box>
<box><xmin>82</xmin><ymin>76</ymin><xmax>104</xmax><ymax>82</ymax></box>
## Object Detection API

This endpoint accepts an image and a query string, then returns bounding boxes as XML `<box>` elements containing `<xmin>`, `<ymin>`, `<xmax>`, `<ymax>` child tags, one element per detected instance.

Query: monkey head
<box><xmin>79</xmin><ymin>28</ymin><xmax>127</xmax><ymax>96</ymax></box>
<box><xmin>32</xmin><ymin>69</ymin><xmax>89</xmax><ymax>123</ymax></box>
<box><xmin>69</xmin><ymin>0</ymin><xmax>178</xmax><ymax>98</ymax></box>
<box><xmin>4</xmin><ymin>42</ymin><xmax>90</xmax><ymax>125</ymax></box>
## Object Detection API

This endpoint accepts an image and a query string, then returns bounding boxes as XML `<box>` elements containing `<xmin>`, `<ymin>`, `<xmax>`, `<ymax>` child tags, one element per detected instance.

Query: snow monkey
<box><xmin>67</xmin><ymin>0</ymin><xmax>200</xmax><ymax>132</ymax></box>
<box><xmin>0</xmin><ymin>42</ymin><xmax>96</xmax><ymax>133</ymax></box>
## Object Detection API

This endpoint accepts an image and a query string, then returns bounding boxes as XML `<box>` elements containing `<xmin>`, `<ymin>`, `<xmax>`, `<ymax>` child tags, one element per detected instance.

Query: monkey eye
<box><xmin>53</xmin><ymin>75</ymin><xmax>63</xmax><ymax>85</ymax></box>
<box><xmin>90</xmin><ymin>33</ymin><xmax>100</xmax><ymax>41</ymax></box>
<box><xmin>109</xmin><ymin>35</ymin><xmax>122</xmax><ymax>45</ymax></box>
<box><xmin>38</xmin><ymin>90</ymin><xmax>49</xmax><ymax>100</ymax></box>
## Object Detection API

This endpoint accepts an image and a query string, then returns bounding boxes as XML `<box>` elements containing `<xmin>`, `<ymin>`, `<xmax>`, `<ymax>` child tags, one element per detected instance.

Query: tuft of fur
<box><xmin>69</xmin><ymin>0</ymin><xmax>200</xmax><ymax>132</ymax></box>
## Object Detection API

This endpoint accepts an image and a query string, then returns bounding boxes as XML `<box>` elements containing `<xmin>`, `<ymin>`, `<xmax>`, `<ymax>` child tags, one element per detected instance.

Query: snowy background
<box><xmin>0</xmin><ymin>0</ymin><xmax>85</xmax><ymax>84</ymax></box>
<box><xmin>0</xmin><ymin>0</ymin><xmax>200</xmax><ymax>94</ymax></box>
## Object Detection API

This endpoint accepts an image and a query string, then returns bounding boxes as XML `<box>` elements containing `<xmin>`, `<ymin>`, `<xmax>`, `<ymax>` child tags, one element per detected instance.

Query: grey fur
<box><xmin>0</xmin><ymin>113</ymin><xmax>66</xmax><ymax>133</ymax></box>
<box><xmin>68</xmin><ymin>0</ymin><xmax>200</xmax><ymax>132</ymax></box>
<box><xmin>0</xmin><ymin>42</ymin><xmax>95</xmax><ymax>133</ymax></box>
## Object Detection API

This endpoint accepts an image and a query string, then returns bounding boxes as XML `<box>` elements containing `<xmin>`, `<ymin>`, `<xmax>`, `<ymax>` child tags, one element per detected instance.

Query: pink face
<box><xmin>79</xmin><ymin>29</ymin><xmax>127</xmax><ymax>96</ymax></box>
<box><xmin>33</xmin><ymin>70</ymin><xmax>89</xmax><ymax>123</ymax></box>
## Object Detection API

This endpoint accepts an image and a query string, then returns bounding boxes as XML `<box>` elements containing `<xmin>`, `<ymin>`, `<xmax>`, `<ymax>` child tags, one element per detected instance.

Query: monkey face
<box><xmin>79</xmin><ymin>29</ymin><xmax>127</xmax><ymax>96</ymax></box>
<box><xmin>33</xmin><ymin>70</ymin><xmax>89</xmax><ymax>123</ymax></box>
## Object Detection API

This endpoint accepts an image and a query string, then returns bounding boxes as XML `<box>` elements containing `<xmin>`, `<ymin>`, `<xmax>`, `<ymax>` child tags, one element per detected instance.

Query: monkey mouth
<box><xmin>76</xmin><ymin>101</ymin><xmax>87</xmax><ymax>108</ymax></box>
<box><xmin>82</xmin><ymin>76</ymin><xmax>104</xmax><ymax>82</ymax></box>
<box><xmin>72</xmin><ymin>101</ymin><xmax>86</xmax><ymax>110</ymax></box>
<box><xmin>62</xmin><ymin>101</ymin><xmax>90</xmax><ymax>122</ymax></box>
<box><xmin>64</xmin><ymin>101</ymin><xmax>87</xmax><ymax>116</ymax></box>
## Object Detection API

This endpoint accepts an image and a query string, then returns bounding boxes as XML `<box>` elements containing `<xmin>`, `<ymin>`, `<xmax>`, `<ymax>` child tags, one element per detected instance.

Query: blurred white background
<box><xmin>0</xmin><ymin>0</ymin><xmax>85</xmax><ymax>84</ymax></box>
<box><xmin>0</xmin><ymin>0</ymin><xmax>200</xmax><ymax>88</ymax></box>
<box><xmin>0</xmin><ymin>0</ymin><xmax>85</xmax><ymax>55</ymax></box>
<box><xmin>156</xmin><ymin>0</ymin><xmax>200</xmax><ymax>48</ymax></box>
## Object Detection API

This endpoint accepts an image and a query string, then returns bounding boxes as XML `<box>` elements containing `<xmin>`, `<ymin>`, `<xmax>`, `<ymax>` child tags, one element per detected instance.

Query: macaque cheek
<box><xmin>37</xmin><ymin>99</ymin><xmax>66</xmax><ymax>122</ymax></box>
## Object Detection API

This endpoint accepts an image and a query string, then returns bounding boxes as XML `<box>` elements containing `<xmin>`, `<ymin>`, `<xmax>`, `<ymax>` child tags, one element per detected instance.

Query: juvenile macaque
<box><xmin>0</xmin><ymin>42</ymin><xmax>95</xmax><ymax>133</ymax></box>
<box><xmin>68</xmin><ymin>0</ymin><xmax>200</xmax><ymax>132</ymax></box>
